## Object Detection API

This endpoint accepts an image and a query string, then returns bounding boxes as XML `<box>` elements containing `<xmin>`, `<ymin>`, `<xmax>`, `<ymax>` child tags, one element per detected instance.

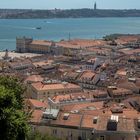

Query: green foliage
<box><xmin>27</xmin><ymin>131</ymin><xmax>61</xmax><ymax>140</ymax></box>
<box><xmin>0</xmin><ymin>76</ymin><xmax>29</xmax><ymax>140</ymax></box>
<box><xmin>0</xmin><ymin>76</ymin><xmax>26</xmax><ymax>108</ymax></box>
<box><xmin>103</xmin><ymin>34</ymin><xmax>118</xmax><ymax>41</ymax></box>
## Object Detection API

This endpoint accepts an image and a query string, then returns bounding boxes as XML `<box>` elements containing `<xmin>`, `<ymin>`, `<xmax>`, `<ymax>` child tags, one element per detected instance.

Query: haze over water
<box><xmin>0</xmin><ymin>17</ymin><xmax>140</xmax><ymax>50</ymax></box>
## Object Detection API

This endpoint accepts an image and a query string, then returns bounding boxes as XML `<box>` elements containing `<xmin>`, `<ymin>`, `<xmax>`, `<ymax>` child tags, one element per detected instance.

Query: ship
<box><xmin>36</xmin><ymin>27</ymin><xmax>41</xmax><ymax>30</ymax></box>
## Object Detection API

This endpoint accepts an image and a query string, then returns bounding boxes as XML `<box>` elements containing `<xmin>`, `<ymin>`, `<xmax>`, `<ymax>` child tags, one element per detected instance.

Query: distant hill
<box><xmin>1</xmin><ymin>9</ymin><xmax>140</xmax><ymax>19</ymax></box>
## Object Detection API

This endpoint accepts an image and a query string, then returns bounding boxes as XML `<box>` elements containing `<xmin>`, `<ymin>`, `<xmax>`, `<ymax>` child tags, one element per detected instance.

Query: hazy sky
<box><xmin>0</xmin><ymin>0</ymin><xmax>139</xmax><ymax>9</ymax></box>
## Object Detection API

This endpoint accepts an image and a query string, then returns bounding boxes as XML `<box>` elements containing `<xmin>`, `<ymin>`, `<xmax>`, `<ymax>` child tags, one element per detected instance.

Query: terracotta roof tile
<box><xmin>32</xmin><ymin>82</ymin><xmax>80</xmax><ymax>91</ymax></box>
<box><xmin>27</xmin><ymin>99</ymin><xmax>48</xmax><ymax>109</ymax></box>
<box><xmin>30</xmin><ymin>110</ymin><xmax>43</xmax><ymax>123</ymax></box>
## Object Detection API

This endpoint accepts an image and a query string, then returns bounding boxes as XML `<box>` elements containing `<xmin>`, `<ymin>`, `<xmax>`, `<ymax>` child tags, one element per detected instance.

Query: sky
<box><xmin>0</xmin><ymin>0</ymin><xmax>139</xmax><ymax>9</ymax></box>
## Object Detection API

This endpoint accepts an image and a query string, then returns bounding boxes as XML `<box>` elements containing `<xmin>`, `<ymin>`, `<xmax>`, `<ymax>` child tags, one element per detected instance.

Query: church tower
<box><xmin>94</xmin><ymin>2</ymin><xmax>97</xmax><ymax>10</ymax></box>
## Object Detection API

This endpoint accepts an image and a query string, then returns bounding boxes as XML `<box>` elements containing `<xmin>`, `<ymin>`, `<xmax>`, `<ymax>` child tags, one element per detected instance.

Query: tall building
<box><xmin>94</xmin><ymin>2</ymin><xmax>97</xmax><ymax>10</ymax></box>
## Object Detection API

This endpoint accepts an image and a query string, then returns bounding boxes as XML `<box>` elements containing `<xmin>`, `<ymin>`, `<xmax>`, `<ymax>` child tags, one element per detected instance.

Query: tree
<box><xmin>0</xmin><ymin>76</ymin><xmax>29</xmax><ymax>140</ymax></box>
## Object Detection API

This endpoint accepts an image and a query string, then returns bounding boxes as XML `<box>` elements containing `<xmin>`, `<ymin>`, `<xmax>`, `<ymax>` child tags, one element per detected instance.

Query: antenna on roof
<box><xmin>3</xmin><ymin>49</ymin><xmax>10</xmax><ymax>60</ymax></box>
<box><xmin>69</xmin><ymin>33</ymin><xmax>71</xmax><ymax>41</ymax></box>
<box><xmin>48</xmin><ymin>97</ymin><xmax>52</xmax><ymax>112</ymax></box>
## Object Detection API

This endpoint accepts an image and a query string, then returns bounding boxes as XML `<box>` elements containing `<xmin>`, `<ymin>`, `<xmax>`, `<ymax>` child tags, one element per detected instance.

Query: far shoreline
<box><xmin>1</xmin><ymin>9</ymin><xmax>140</xmax><ymax>19</ymax></box>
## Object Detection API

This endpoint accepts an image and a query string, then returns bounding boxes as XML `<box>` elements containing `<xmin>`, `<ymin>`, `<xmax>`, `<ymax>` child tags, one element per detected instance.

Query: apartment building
<box><xmin>27</xmin><ymin>81</ymin><xmax>82</xmax><ymax>100</ymax></box>
<box><xmin>30</xmin><ymin>108</ymin><xmax>139</xmax><ymax>140</ymax></box>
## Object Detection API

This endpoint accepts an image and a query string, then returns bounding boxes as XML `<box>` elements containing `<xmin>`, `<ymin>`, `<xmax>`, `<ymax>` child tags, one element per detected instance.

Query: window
<box><xmin>68</xmin><ymin>131</ymin><xmax>72</xmax><ymax>137</ymax></box>
<box><xmin>52</xmin><ymin>129</ymin><xmax>57</xmax><ymax>135</ymax></box>
<box><xmin>82</xmin><ymin>132</ymin><xmax>86</xmax><ymax>140</ymax></box>
<box><xmin>122</xmin><ymin>136</ymin><xmax>126</xmax><ymax>140</ymax></box>
<box><xmin>100</xmin><ymin>136</ymin><xmax>105</xmax><ymax>140</ymax></box>
<box><xmin>47</xmin><ymin>92</ymin><xmax>50</xmax><ymax>97</ymax></box>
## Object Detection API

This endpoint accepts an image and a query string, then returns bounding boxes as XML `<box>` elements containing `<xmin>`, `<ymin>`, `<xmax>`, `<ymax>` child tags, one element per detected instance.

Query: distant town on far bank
<box><xmin>1</xmin><ymin>2</ymin><xmax>140</xmax><ymax>19</ymax></box>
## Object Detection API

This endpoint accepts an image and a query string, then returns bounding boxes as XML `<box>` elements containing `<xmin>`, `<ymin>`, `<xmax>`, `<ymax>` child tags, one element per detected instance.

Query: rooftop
<box><xmin>116</xmin><ymin>35</ymin><xmax>140</xmax><ymax>44</ymax></box>
<box><xmin>55</xmin><ymin>39</ymin><xmax>106</xmax><ymax>49</ymax></box>
<box><xmin>31</xmin><ymin>82</ymin><xmax>81</xmax><ymax>91</ymax></box>
<box><xmin>30</xmin><ymin>40</ymin><xmax>53</xmax><ymax>46</ymax></box>
<box><xmin>43</xmin><ymin>108</ymin><xmax>59</xmax><ymax>119</ymax></box>
<box><xmin>30</xmin><ymin>109</ymin><xmax>43</xmax><ymax>124</ymax></box>
<box><xmin>119</xmin><ymin>48</ymin><xmax>140</xmax><ymax>55</ymax></box>
<box><xmin>116</xmin><ymin>69</ymin><xmax>127</xmax><ymax>76</ymax></box>
<box><xmin>33</xmin><ymin>60</ymin><xmax>53</xmax><ymax>68</ymax></box>
<box><xmin>51</xmin><ymin>113</ymin><xmax>82</xmax><ymax>128</ymax></box>
<box><xmin>27</xmin><ymin>99</ymin><xmax>48</xmax><ymax>109</ymax></box>
<box><xmin>79</xmin><ymin>71</ymin><xmax>95</xmax><ymax>80</ymax></box>
<box><xmin>25</xmin><ymin>75</ymin><xmax>44</xmax><ymax>83</ymax></box>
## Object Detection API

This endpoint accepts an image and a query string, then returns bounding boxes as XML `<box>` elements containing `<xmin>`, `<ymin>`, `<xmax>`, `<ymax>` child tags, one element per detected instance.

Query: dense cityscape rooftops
<box><xmin>0</xmin><ymin>33</ymin><xmax>140</xmax><ymax>140</ymax></box>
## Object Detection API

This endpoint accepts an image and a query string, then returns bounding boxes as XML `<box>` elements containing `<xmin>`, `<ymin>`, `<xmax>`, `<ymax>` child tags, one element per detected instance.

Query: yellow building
<box><xmin>27</xmin><ymin>81</ymin><xmax>82</xmax><ymax>100</ymax></box>
<box><xmin>16</xmin><ymin>37</ymin><xmax>83</xmax><ymax>56</ymax></box>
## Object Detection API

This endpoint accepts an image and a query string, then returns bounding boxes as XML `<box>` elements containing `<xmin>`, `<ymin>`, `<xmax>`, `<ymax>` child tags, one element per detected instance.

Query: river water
<box><xmin>0</xmin><ymin>17</ymin><xmax>140</xmax><ymax>50</ymax></box>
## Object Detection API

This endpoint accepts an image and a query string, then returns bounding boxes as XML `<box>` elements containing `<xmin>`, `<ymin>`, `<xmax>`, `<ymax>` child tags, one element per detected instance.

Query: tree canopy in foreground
<box><xmin>0</xmin><ymin>75</ymin><xmax>61</xmax><ymax>140</ymax></box>
<box><xmin>0</xmin><ymin>76</ymin><xmax>29</xmax><ymax>140</ymax></box>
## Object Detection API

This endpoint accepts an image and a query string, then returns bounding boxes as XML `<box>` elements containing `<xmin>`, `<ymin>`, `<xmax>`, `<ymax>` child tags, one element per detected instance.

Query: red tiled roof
<box><xmin>31</xmin><ymin>40</ymin><xmax>52</xmax><ymax>46</ymax></box>
<box><xmin>28</xmin><ymin>99</ymin><xmax>48</xmax><ymax>109</ymax></box>
<box><xmin>32</xmin><ymin>82</ymin><xmax>80</xmax><ymax>91</ymax></box>
<box><xmin>51</xmin><ymin>113</ymin><xmax>82</xmax><ymax>127</ymax></box>
<box><xmin>30</xmin><ymin>110</ymin><xmax>43</xmax><ymax>123</ymax></box>
<box><xmin>25</xmin><ymin>75</ymin><xmax>44</xmax><ymax>83</ymax></box>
